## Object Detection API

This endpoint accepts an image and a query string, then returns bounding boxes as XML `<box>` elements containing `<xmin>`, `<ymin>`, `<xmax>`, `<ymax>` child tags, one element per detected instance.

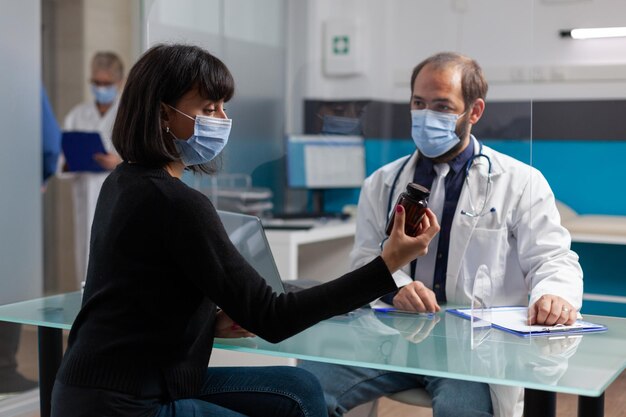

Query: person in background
<box><xmin>63</xmin><ymin>51</ymin><xmax>124</xmax><ymax>170</ymax></box>
<box><xmin>50</xmin><ymin>43</ymin><xmax>441</xmax><ymax>417</ymax></box>
<box><xmin>42</xmin><ymin>85</ymin><xmax>61</xmax><ymax>183</ymax></box>
<box><xmin>300</xmin><ymin>52</ymin><xmax>583</xmax><ymax>417</ymax></box>
<box><xmin>0</xmin><ymin>322</ymin><xmax>38</xmax><ymax>394</ymax></box>
<box><xmin>313</xmin><ymin>100</ymin><xmax>369</xmax><ymax>136</ymax></box>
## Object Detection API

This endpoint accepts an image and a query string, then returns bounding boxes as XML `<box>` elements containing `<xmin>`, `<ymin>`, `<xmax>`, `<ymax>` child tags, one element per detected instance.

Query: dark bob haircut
<box><xmin>112</xmin><ymin>43</ymin><xmax>235</xmax><ymax>174</ymax></box>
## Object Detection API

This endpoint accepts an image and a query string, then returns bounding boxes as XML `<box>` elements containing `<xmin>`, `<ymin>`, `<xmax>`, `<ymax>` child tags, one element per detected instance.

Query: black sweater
<box><xmin>57</xmin><ymin>162</ymin><xmax>396</xmax><ymax>399</ymax></box>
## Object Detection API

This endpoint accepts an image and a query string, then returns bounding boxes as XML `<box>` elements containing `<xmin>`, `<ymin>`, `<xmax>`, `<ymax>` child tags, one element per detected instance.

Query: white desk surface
<box><xmin>264</xmin><ymin>220</ymin><xmax>356</xmax><ymax>244</ymax></box>
<box><xmin>570</xmin><ymin>233</ymin><xmax>626</xmax><ymax>245</ymax></box>
<box><xmin>264</xmin><ymin>221</ymin><xmax>356</xmax><ymax>282</ymax></box>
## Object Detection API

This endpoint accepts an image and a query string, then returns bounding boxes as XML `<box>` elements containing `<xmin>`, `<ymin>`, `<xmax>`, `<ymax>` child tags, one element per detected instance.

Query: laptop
<box><xmin>218</xmin><ymin>210</ymin><xmax>315</xmax><ymax>294</ymax></box>
<box><xmin>217</xmin><ymin>210</ymin><xmax>367</xmax><ymax>321</ymax></box>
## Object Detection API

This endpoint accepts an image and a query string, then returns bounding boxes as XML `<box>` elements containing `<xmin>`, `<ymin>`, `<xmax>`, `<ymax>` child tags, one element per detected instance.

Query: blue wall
<box><xmin>485</xmin><ymin>140</ymin><xmax>626</xmax><ymax>216</ymax></box>
<box><xmin>325</xmin><ymin>138</ymin><xmax>626</xmax><ymax>216</ymax></box>
<box><xmin>571</xmin><ymin>242</ymin><xmax>626</xmax><ymax>317</ymax></box>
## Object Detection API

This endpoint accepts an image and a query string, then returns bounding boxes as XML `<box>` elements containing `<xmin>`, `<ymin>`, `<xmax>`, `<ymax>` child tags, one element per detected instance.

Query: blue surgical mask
<box><xmin>91</xmin><ymin>84</ymin><xmax>118</xmax><ymax>105</ymax></box>
<box><xmin>320</xmin><ymin>115</ymin><xmax>363</xmax><ymax>135</ymax></box>
<box><xmin>167</xmin><ymin>105</ymin><xmax>232</xmax><ymax>166</ymax></box>
<box><xmin>411</xmin><ymin>109</ymin><xmax>463</xmax><ymax>158</ymax></box>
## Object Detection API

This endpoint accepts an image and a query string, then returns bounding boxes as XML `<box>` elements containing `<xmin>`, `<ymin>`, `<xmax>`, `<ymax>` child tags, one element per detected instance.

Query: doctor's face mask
<box><xmin>91</xmin><ymin>84</ymin><xmax>118</xmax><ymax>105</ymax></box>
<box><xmin>411</xmin><ymin>109</ymin><xmax>466</xmax><ymax>158</ymax></box>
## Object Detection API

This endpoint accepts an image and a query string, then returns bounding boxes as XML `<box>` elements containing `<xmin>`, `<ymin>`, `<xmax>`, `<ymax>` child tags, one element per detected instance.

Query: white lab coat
<box><xmin>351</xmin><ymin>137</ymin><xmax>583</xmax><ymax>417</ymax></box>
<box><xmin>60</xmin><ymin>96</ymin><xmax>120</xmax><ymax>284</ymax></box>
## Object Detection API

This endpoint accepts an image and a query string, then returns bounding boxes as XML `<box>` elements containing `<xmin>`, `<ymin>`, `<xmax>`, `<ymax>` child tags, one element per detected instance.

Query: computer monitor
<box><xmin>286</xmin><ymin>134</ymin><xmax>365</xmax><ymax>189</ymax></box>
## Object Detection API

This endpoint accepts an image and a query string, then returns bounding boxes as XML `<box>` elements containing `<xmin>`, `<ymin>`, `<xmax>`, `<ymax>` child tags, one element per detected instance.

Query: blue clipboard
<box><xmin>446</xmin><ymin>306</ymin><xmax>608</xmax><ymax>337</ymax></box>
<box><xmin>62</xmin><ymin>131</ymin><xmax>107</xmax><ymax>172</ymax></box>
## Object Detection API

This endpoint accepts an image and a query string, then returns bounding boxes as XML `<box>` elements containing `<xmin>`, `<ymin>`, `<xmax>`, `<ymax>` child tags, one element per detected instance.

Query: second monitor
<box><xmin>286</xmin><ymin>134</ymin><xmax>365</xmax><ymax>189</ymax></box>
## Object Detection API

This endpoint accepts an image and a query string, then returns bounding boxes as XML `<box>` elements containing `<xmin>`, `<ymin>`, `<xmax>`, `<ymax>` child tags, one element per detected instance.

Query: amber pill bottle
<box><xmin>385</xmin><ymin>183</ymin><xmax>430</xmax><ymax>237</ymax></box>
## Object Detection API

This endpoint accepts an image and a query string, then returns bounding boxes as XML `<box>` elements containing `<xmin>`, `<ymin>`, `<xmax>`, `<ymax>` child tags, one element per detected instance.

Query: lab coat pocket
<box><xmin>462</xmin><ymin>227</ymin><xmax>508</xmax><ymax>298</ymax></box>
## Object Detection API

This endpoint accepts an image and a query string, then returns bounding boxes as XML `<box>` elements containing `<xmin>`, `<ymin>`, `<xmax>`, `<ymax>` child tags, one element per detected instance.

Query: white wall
<box><xmin>46</xmin><ymin>0</ymin><xmax>141</xmax><ymax>121</ymax></box>
<box><xmin>0</xmin><ymin>0</ymin><xmax>43</xmax><ymax>303</ymax></box>
<box><xmin>286</xmin><ymin>0</ymin><xmax>626</xmax><ymax>114</ymax></box>
<box><xmin>82</xmin><ymin>0</ymin><xmax>140</xmax><ymax>102</ymax></box>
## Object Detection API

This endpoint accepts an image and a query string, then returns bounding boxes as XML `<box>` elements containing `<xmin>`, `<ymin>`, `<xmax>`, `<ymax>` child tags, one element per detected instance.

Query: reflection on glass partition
<box><xmin>140</xmin><ymin>2</ymin><xmax>601</xmax><ymax>326</ymax></box>
<box><xmin>144</xmin><ymin>0</ymin><xmax>287</xmax><ymax>215</ymax></box>
<box><xmin>286</xmin><ymin>135</ymin><xmax>365</xmax><ymax>189</ymax></box>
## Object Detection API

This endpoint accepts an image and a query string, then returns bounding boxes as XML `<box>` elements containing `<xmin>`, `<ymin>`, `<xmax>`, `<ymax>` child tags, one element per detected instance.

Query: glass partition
<box><xmin>144</xmin><ymin>0</ymin><xmax>534</xmax><ymax>217</ymax></box>
<box><xmin>143</xmin><ymin>0</ymin><xmax>535</xmax><ymax>316</ymax></box>
<box><xmin>142</xmin><ymin>0</ymin><xmax>626</xmax><ymax>330</ymax></box>
<box><xmin>144</xmin><ymin>0</ymin><xmax>288</xmax><ymax>213</ymax></box>
<box><xmin>0</xmin><ymin>0</ymin><xmax>43</xmax><ymax>401</ymax></box>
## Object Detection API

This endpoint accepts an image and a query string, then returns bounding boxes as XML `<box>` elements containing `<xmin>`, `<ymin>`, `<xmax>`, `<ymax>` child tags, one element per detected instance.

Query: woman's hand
<box><xmin>381</xmin><ymin>206</ymin><xmax>440</xmax><ymax>274</ymax></box>
<box><xmin>214</xmin><ymin>310</ymin><xmax>255</xmax><ymax>338</ymax></box>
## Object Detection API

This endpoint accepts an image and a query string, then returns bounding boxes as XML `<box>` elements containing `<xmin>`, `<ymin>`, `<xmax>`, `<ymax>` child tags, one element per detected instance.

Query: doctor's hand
<box><xmin>528</xmin><ymin>295</ymin><xmax>577</xmax><ymax>326</ymax></box>
<box><xmin>93</xmin><ymin>153</ymin><xmax>122</xmax><ymax>170</ymax></box>
<box><xmin>214</xmin><ymin>310</ymin><xmax>255</xmax><ymax>338</ymax></box>
<box><xmin>381</xmin><ymin>206</ymin><xmax>440</xmax><ymax>274</ymax></box>
<box><xmin>392</xmin><ymin>281</ymin><xmax>441</xmax><ymax>313</ymax></box>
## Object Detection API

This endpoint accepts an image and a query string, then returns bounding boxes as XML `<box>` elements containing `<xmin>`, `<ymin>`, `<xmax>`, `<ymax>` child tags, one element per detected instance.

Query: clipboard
<box><xmin>446</xmin><ymin>306</ymin><xmax>607</xmax><ymax>337</ymax></box>
<box><xmin>61</xmin><ymin>131</ymin><xmax>107</xmax><ymax>172</ymax></box>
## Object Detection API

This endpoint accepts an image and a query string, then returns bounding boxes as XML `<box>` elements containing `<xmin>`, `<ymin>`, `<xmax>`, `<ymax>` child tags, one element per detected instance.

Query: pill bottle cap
<box><xmin>406</xmin><ymin>183</ymin><xmax>430</xmax><ymax>200</ymax></box>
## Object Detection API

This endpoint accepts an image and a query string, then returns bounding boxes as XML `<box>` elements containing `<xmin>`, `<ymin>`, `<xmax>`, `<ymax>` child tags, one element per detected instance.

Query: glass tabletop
<box><xmin>1</xmin><ymin>292</ymin><xmax>624</xmax><ymax>396</ymax></box>
<box><xmin>215</xmin><ymin>310</ymin><xmax>626</xmax><ymax>397</ymax></box>
<box><xmin>0</xmin><ymin>292</ymin><xmax>81</xmax><ymax>330</ymax></box>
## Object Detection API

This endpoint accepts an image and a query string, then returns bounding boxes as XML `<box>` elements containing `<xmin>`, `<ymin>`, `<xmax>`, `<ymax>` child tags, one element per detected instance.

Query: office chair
<box><xmin>387</xmin><ymin>388</ymin><xmax>432</xmax><ymax>407</ymax></box>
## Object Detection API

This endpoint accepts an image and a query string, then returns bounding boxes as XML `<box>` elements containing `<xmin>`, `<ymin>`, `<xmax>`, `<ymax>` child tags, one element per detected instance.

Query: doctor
<box><xmin>64</xmin><ymin>51</ymin><xmax>124</xmax><ymax>170</ymax></box>
<box><xmin>300</xmin><ymin>52</ymin><xmax>583</xmax><ymax>417</ymax></box>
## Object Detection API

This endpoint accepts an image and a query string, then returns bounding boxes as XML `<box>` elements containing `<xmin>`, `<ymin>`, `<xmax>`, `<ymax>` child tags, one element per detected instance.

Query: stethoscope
<box><xmin>386</xmin><ymin>141</ymin><xmax>496</xmax><ymax>224</ymax></box>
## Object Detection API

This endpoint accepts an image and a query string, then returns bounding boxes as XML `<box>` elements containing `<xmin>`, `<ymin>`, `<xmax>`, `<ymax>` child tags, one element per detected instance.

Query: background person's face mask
<box><xmin>91</xmin><ymin>84</ymin><xmax>118</xmax><ymax>105</ymax></box>
<box><xmin>411</xmin><ymin>109</ymin><xmax>463</xmax><ymax>158</ymax></box>
<box><xmin>320</xmin><ymin>114</ymin><xmax>363</xmax><ymax>135</ymax></box>
<box><xmin>167</xmin><ymin>105</ymin><xmax>232</xmax><ymax>166</ymax></box>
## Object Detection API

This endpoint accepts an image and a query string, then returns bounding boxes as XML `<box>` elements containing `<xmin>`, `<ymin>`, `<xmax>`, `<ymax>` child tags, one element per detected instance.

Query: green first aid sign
<box><xmin>332</xmin><ymin>35</ymin><xmax>350</xmax><ymax>55</ymax></box>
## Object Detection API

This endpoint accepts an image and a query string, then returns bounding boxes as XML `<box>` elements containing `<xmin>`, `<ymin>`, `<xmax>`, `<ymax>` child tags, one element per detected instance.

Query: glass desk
<box><xmin>1</xmin><ymin>292</ymin><xmax>625</xmax><ymax>417</ymax></box>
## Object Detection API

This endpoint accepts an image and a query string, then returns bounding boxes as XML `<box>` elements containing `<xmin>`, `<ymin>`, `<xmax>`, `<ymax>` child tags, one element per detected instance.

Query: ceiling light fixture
<box><xmin>560</xmin><ymin>27</ymin><xmax>626</xmax><ymax>40</ymax></box>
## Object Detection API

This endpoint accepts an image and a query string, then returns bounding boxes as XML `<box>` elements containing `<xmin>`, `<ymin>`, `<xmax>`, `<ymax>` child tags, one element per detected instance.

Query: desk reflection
<box><xmin>218</xmin><ymin>309</ymin><xmax>582</xmax><ymax>390</ymax></box>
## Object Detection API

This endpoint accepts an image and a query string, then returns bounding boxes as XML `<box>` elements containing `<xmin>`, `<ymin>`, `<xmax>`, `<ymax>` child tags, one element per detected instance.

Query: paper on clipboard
<box><xmin>447</xmin><ymin>306</ymin><xmax>607</xmax><ymax>337</ymax></box>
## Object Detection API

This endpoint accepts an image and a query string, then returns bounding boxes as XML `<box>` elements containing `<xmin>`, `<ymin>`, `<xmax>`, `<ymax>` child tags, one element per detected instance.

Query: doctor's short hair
<box><xmin>111</xmin><ymin>43</ymin><xmax>235</xmax><ymax>174</ymax></box>
<box><xmin>410</xmin><ymin>52</ymin><xmax>488</xmax><ymax>110</ymax></box>
<box><xmin>92</xmin><ymin>52</ymin><xmax>125</xmax><ymax>81</ymax></box>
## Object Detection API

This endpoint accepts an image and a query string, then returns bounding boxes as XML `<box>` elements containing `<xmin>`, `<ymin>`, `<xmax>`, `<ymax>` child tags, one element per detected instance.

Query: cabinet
<box><xmin>265</xmin><ymin>221</ymin><xmax>357</xmax><ymax>282</ymax></box>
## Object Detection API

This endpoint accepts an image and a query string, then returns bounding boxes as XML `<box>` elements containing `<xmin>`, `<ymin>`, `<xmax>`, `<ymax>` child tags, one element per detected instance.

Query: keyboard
<box><xmin>281</xmin><ymin>279</ymin><xmax>322</xmax><ymax>293</ymax></box>
<box><xmin>271</xmin><ymin>212</ymin><xmax>350</xmax><ymax>221</ymax></box>
<box><xmin>261</xmin><ymin>212</ymin><xmax>351</xmax><ymax>230</ymax></box>
<box><xmin>282</xmin><ymin>281</ymin><xmax>307</xmax><ymax>293</ymax></box>
<box><xmin>261</xmin><ymin>218</ymin><xmax>316</xmax><ymax>230</ymax></box>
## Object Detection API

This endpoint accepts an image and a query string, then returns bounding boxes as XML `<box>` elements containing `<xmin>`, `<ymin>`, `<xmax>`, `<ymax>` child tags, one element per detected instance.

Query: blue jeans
<box><xmin>298</xmin><ymin>361</ymin><xmax>493</xmax><ymax>417</ymax></box>
<box><xmin>52</xmin><ymin>366</ymin><xmax>327</xmax><ymax>417</ymax></box>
